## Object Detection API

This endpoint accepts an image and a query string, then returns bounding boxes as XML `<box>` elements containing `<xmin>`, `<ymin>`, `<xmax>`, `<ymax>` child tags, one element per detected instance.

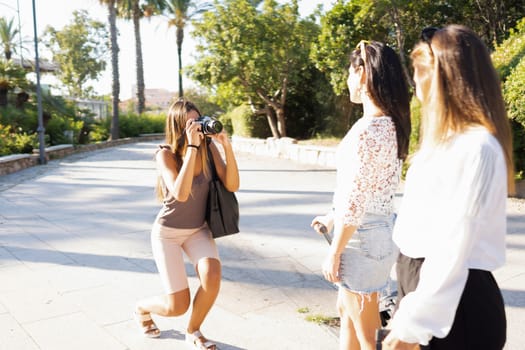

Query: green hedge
<box><xmin>225</xmin><ymin>104</ymin><xmax>270</xmax><ymax>138</ymax></box>
<box><xmin>493</xmin><ymin>17</ymin><xmax>525</xmax><ymax>175</ymax></box>
<box><xmin>90</xmin><ymin>112</ymin><xmax>166</xmax><ymax>142</ymax></box>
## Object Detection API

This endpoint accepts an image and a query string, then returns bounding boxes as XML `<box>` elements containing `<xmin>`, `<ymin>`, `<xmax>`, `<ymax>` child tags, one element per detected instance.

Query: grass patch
<box><xmin>305</xmin><ymin>314</ymin><xmax>340</xmax><ymax>327</ymax></box>
<box><xmin>298</xmin><ymin>306</ymin><xmax>340</xmax><ymax>327</ymax></box>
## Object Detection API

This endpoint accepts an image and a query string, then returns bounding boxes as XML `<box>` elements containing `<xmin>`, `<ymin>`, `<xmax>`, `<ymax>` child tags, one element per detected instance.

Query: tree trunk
<box><xmin>133</xmin><ymin>1</ymin><xmax>146</xmax><ymax>114</ymax></box>
<box><xmin>275</xmin><ymin>107</ymin><xmax>286</xmax><ymax>137</ymax></box>
<box><xmin>176</xmin><ymin>26</ymin><xmax>184</xmax><ymax>98</ymax></box>
<box><xmin>266</xmin><ymin>107</ymin><xmax>281</xmax><ymax>138</ymax></box>
<box><xmin>108</xmin><ymin>0</ymin><xmax>120</xmax><ymax>140</ymax></box>
<box><xmin>389</xmin><ymin>6</ymin><xmax>413</xmax><ymax>89</ymax></box>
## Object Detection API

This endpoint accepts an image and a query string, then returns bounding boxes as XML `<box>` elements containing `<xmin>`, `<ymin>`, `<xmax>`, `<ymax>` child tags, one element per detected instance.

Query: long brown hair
<box><xmin>411</xmin><ymin>25</ymin><xmax>515</xmax><ymax>194</ymax></box>
<box><xmin>351</xmin><ymin>41</ymin><xmax>411</xmax><ymax>161</ymax></box>
<box><xmin>156</xmin><ymin>98</ymin><xmax>209</xmax><ymax>201</ymax></box>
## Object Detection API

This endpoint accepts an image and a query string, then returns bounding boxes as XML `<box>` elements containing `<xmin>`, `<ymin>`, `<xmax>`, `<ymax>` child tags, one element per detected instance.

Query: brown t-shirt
<box><xmin>155</xmin><ymin>160</ymin><xmax>211</xmax><ymax>229</ymax></box>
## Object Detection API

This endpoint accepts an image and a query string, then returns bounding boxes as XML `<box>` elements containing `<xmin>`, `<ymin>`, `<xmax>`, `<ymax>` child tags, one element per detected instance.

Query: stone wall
<box><xmin>231</xmin><ymin>135</ymin><xmax>336</xmax><ymax>168</ymax></box>
<box><xmin>230</xmin><ymin>135</ymin><xmax>525</xmax><ymax>199</ymax></box>
<box><xmin>0</xmin><ymin>134</ymin><xmax>165</xmax><ymax>176</ymax></box>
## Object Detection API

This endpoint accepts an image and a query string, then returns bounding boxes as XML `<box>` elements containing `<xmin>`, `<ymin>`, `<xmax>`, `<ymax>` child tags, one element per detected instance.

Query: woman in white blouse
<box><xmin>383</xmin><ymin>25</ymin><xmax>514</xmax><ymax>350</ymax></box>
<box><xmin>312</xmin><ymin>40</ymin><xmax>411</xmax><ymax>350</ymax></box>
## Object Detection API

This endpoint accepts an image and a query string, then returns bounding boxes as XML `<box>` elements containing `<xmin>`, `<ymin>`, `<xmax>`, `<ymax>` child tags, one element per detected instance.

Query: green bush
<box><xmin>89</xmin><ymin>117</ymin><xmax>110</xmax><ymax>142</ymax></box>
<box><xmin>0</xmin><ymin>124</ymin><xmax>37</xmax><ymax>156</ymax></box>
<box><xmin>504</xmin><ymin>57</ymin><xmax>525</xmax><ymax>126</ymax></box>
<box><xmin>493</xmin><ymin>17</ymin><xmax>525</xmax><ymax>174</ymax></box>
<box><xmin>118</xmin><ymin>112</ymin><xmax>166</xmax><ymax>138</ymax></box>
<box><xmin>0</xmin><ymin>105</ymin><xmax>38</xmax><ymax>132</ymax></box>
<box><xmin>492</xmin><ymin>18</ymin><xmax>525</xmax><ymax>81</ymax></box>
<box><xmin>225</xmin><ymin>104</ymin><xmax>270</xmax><ymax>138</ymax></box>
<box><xmin>89</xmin><ymin>112</ymin><xmax>166</xmax><ymax>141</ymax></box>
<box><xmin>45</xmin><ymin>114</ymin><xmax>83</xmax><ymax>145</ymax></box>
<box><xmin>401</xmin><ymin>97</ymin><xmax>422</xmax><ymax>177</ymax></box>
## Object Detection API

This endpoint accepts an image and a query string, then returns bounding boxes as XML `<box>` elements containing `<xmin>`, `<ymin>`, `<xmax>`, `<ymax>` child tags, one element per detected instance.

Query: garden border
<box><xmin>0</xmin><ymin>133</ymin><xmax>165</xmax><ymax>176</ymax></box>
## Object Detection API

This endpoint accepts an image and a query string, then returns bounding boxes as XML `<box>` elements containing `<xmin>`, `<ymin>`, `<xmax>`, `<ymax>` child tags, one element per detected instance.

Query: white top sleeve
<box><xmin>390</xmin><ymin>128</ymin><xmax>507</xmax><ymax>345</ymax></box>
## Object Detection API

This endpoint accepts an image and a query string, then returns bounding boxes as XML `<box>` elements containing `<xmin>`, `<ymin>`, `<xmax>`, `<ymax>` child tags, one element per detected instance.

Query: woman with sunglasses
<box><xmin>312</xmin><ymin>40</ymin><xmax>411</xmax><ymax>349</ymax></box>
<box><xmin>134</xmin><ymin>98</ymin><xmax>239</xmax><ymax>350</ymax></box>
<box><xmin>383</xmin><ymin>25</ymin><xmax>513</xmax><ymax>350</ymax></box>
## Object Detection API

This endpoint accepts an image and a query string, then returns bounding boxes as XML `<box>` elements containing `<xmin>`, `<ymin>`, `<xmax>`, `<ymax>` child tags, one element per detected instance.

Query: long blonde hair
<box><xmin>156</xmin><ymin>98</ymin><xmax>210</xmax><ymax>201</ymax></box>
<box><xmin>411</xmin><ymin>25</ymin><xmax>515</xmax><ymax>194</ymax></box>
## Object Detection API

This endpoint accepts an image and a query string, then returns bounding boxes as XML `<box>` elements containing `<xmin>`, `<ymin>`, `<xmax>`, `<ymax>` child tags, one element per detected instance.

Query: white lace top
<box><xmin>332</xmin><ymin>115</ymin><xmax>401</xmax><ymax>227</ymax></box>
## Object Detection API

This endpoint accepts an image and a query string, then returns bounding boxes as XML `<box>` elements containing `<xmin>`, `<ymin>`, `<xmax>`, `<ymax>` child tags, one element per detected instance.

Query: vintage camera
<box><xmin>196</xmin><ymin>116</ymin><xmax>223</xmax><ymax>135</ymax></box>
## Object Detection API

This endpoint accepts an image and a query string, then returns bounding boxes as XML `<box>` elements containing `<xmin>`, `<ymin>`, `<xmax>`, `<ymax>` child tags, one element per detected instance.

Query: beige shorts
<box><xmin>151</xmin><ymin>223</ymin><xmax>220</xmax><ymax>294</ymax></box>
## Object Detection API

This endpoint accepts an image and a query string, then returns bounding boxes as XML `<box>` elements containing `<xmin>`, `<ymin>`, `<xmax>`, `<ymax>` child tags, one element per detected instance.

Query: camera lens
<box><xmin>204</xmin><ymin>120</ymin><xmax>223</xmax><ymax>134</ymax></box>
<box><xmin>197</xmin><ymin>116</ymin><xmax>223</xmax><ymax>135</ymax></box>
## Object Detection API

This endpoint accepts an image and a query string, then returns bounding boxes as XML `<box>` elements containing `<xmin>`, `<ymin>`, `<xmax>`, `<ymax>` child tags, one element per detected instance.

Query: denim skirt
<box><xmin>337</xmin><ymin>213</ymin><xmax>398</xmax><ymax>294</ymax></box>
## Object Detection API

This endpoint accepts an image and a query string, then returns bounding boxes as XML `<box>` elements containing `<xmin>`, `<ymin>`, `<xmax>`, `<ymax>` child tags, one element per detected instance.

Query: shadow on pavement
<box><xmin>501</xmin><ymin>289</ymin><xmax>525</xmax><ymax>308</ymax></box>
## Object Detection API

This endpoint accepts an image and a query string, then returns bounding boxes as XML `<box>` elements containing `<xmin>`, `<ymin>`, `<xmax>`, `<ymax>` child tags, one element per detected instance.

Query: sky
<box><xmin>1</xmin><ymin>0</ymin><xmax>334</xmax><ymax>100</ymax></box>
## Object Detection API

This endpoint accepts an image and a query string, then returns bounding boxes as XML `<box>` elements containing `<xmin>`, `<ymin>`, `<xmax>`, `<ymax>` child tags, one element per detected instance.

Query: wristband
<box><xmin>187</xmin><ymin>144</ymin><xmax>200</xmax><ymax>150</ymax></box>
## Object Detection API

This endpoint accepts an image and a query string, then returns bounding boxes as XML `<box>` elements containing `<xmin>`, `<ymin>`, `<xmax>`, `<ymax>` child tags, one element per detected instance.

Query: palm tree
<box><xmin>0</xmin><ymin>17</ymin><xmax>19</xmax><ymax>60</ymax></box>
<box><xmin>0</xmin><ymin>59</ymin><xmax>27</xmax><ymax>106</ymax></box>
<box><xmin>119</xmin><ymin>0</ymin><xmax>165</xmax><ymax>114</ymax></box>
<box><xmin>163</xmin><ymin>0</ymin><xmax>211</xmax><ymax>97</ymax></box>
<box><xmin>99</xmin><ymin>0</ymin><xmax>120</xmax><ymax>140</ymax></box>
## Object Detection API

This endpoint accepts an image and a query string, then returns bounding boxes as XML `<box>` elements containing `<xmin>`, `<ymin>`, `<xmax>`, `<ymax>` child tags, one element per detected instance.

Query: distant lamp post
<box><xmin>31</xmin><ymin>0</ymin><xmax>46</xmax><ymax>164</ymax></box>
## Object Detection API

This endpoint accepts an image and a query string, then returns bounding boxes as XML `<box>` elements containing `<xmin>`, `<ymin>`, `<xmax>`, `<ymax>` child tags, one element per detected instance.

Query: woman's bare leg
<box><xmin>338</xmin><ymin>287</ymin><xmax>361</xmax><ymax>350</ymax></box>
<box><xmin>135</xmin><ymin>289</ymin><xmax>190</xmax><ymax>336</ymax></box>
<box><xmin>187</xmin><ymin>257</ymin><xmax>222</xmax><ymax>333</ymax></box>
<box><xmin>339</xmin><ymin>288</ymin><xmax>381</xmax><ymax>350</ymax></box>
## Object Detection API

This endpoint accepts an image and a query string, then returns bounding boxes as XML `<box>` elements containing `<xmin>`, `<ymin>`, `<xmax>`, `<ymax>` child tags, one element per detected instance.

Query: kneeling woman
<box><xmin>134</xmin><ymin>98</ymin><xmax>239</xmax><ymax>350</ymax></box>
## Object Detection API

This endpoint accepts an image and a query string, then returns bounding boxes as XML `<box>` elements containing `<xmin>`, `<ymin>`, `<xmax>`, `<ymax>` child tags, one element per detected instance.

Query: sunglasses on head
<box><xmin>420</xmin><ymin>27</ymin><xmax>439</xmax><ymax>44</ymax></box>
<box><xmin>355</xmin><ymin>40</ymin><xmax>370</xmax><ymax>63</ymax></box>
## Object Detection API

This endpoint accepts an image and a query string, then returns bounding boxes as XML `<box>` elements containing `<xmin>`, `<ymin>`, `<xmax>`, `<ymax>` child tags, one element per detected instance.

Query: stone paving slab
<box><xmin>0</xmin><ymin>140</ymin><xmax>523</xmax><ymax>350</ymax></box>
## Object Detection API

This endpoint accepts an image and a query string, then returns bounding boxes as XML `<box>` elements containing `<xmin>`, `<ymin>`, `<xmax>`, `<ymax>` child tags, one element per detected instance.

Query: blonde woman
<box><xmin>312</xmin><ymin>41</ymin><xmax>411</xmax><ymax>350</ymax></box>
<box><xmin>383</xmin><ymin>25</ymin><xmax>513</xmax><ymax>350</ymax></box>
<box><xmin>134</xmin><ymin>98</ymin><xmax>239</xmax><ymax>350</ymax></box>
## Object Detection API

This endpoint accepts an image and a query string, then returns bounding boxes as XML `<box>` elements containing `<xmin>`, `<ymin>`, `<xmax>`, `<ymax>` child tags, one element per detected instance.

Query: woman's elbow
<box><xmin>171</xmin><ymin>190</ymin><xmax>190</xmax><ymax>202</ymax></box>
<box><xmin>226</xmin><ymin>183</ymin><xmax>240</xmax><ymax>192</ymax></box>
<box><xmin>174</xmin><ymin>195</ymin><xmax>189</xmax><ymax>202</ymax></box>
<box><xmin>224</xmin><ymin>178</ymin><xmax>240</xmax><ymax>192</ymax></box>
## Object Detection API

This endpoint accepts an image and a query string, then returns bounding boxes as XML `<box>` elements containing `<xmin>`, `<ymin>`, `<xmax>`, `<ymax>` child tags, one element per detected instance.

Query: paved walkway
<box><xmin>0</xmin><ymin>140</ymin><xmax>523</xmax><ymax>350</ymax></box>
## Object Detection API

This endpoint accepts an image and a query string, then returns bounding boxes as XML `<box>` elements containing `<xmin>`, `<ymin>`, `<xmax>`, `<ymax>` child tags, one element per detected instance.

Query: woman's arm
<box><xmin>209</xmin><ymin>132</ymin><xmax>240</xmax><ymax>192</ymax></box>
<box><xmin>156</xmin><ymin>147</ymin><xmax>198</xmax><ymax>202</ymax></box>
<box><xmin>156</xmin><ymin>118</ymin><xmax>203</xmax><ymax>202</ymax></box>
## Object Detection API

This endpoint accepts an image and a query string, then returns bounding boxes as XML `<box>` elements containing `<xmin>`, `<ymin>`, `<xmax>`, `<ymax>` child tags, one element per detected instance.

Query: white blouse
<box><xmin>332</xmin><ymin>115</ymin><xmax>401</xmax><ymax>227</ymax></box>
<box><xmin>390</xmin><ymin>126</ymin><xmax>507</xmax><ymax>345</ymax></box>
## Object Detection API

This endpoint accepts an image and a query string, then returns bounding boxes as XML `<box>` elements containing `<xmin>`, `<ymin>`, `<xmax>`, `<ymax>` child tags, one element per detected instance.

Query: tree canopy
<box><xmin>189</xmin><ymin>0</ymin><xmax>319</xmax><ymax>137</ymax></box>
<box><xmin>43</xmin><ymin>10</ymin><xmax>109</xmax><ymax>98</ymax></box>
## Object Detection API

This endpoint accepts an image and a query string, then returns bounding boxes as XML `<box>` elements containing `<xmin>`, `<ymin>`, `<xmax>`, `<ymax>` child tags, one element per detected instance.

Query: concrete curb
<box><xmin>231</xmin><ymin>135</ymin><xmax>337</xmax><ymax>168</ymax></box>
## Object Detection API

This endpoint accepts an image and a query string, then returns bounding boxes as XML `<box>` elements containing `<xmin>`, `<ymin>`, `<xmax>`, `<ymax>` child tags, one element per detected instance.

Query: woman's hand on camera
<box><xmin>185</xmin><ymin>119</ymin><xmax>203</xmax><ymax>147</ymax></box>
<box><xmin>209</xmin><ymin>130</ymin><xmax>230</xmax><ymax>146</ymax></box>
